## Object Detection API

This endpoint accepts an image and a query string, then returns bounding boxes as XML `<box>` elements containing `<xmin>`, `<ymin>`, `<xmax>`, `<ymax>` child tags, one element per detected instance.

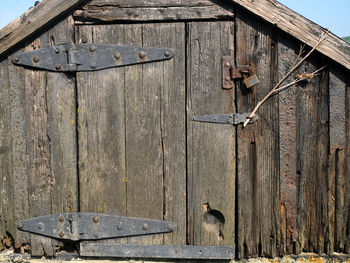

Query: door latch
<box><xmin>222</xmin><ymin>56</ymin><xmax>259</xmax><ymax>89</ymax></box>
<box><xmin>192</xmin><ymin>112</ymin><xmax>259</xmax><ymax>126</ymax></box>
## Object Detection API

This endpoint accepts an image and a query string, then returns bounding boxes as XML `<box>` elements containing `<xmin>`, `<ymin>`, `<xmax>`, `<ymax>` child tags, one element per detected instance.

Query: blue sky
<box><xmin>0</xmin><ymin>0</ymin><xmax>349</xmax><ymax>37</ymax></box>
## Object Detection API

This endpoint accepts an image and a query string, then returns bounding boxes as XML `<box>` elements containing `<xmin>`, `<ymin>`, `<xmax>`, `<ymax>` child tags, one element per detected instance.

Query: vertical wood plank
<box><xmin>296</xmin><ymin>57</ymin><xmax>329</xmax><ymax>254</ymax></box>
<box><xmin>345</xmin><ymin>75</ymin><xmax>350</xmax><ymax>253</ymax></box>
<box><xmin>235</xmin><ymin>9</ymin><xmax>280</xmax><ymax>258</ymax></box>
<box><xmin>47</xmin><ymin>16</ymin><xmax>78</xmax><ymax>215</ymax></box>
<box><xmin>0</xmin><ymin>58</ymin><xmax>16</xmax><ymax>246</ymax></box>
<box><xmin>77</xmin><ymin>25</ymin><xmax>127</xmax><ymax>216</ymax></box>
<box><xmin>277</xmin><ymin>34</ymin><xmax>298</xmax><ymax>255</ymax></box>
<box><xmin>329</xmin><ymin>66</ymin><xmax>346</xmax><ymax>253</ymax></box>
<box><xmin>187</xmin><ymin>21</ymin><xmax>235</xmax><ymax>247</ymax></box>
<box><xmin>7</xmin><ymin>51</ymin><xmax>29</xmax><ymax>248</ymax></box>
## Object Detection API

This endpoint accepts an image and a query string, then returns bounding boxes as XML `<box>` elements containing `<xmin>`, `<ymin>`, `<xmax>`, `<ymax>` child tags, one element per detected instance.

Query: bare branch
<box><xmin>243</xmin><ymin>30</ymin><xmax>330</xmax><ymax>127</ymax></box>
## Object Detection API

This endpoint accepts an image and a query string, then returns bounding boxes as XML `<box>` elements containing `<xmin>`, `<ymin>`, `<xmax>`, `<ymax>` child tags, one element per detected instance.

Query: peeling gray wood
<box><xmin>186</xmin><ymin>21</ymin><xmax>235</xmax><ymax>247</ymax></box>
<box><xmin>235</xmin><ymin>11</ymin><xmax>280</xmax><ymax>258</ymax></box>
<box><xmin>74</xmin><ymin>0</ymin><xmax>234</xmax><ymax>23</ymax></box>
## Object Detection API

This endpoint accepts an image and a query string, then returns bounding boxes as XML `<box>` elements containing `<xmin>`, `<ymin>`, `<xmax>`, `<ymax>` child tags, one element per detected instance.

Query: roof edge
<box><xmin>0</xmin><ymin>0</ymin><xmax>87</xmax><ymax>57</ymax></box>
<box><xmin>231</xmin><ymin>0</ymin><xmax>350</xmax><ymax>70</ymax></box>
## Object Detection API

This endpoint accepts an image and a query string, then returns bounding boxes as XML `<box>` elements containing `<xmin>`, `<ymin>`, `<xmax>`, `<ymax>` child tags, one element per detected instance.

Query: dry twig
<box><xmin>243</xmin><ymin>29</ymin><xmax>330</xmax><ymax>127</ymax></box>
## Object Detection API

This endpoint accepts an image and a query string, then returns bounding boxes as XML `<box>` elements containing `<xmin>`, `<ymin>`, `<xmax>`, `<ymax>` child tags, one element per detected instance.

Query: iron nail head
<box><xmin>81</xmin><ymin>38</ymin><xmax>88</xmax><ymax>44</ymax></box>
<box><xmin>138</xmin><ymin>51</ymin><xmax>146</xmax><ymax>59</ymax></box>
<box><xmin>167</xmin><ymin>224</ymin><xmax>176</xmax><ymax>231</ymax></box>
<box><xmin>164</xmin><ymin>51</ymin><xmax>170</xmax><ymax>57</ymax></box>
<box><xmin>13</xmin><ymin>56</ymin><xmax>20</xmax><ymax>63</ymax></box>
<box><xmin>142</xmin><ymin>223</ymin><xmax>148</xmax><ymax>231</ymax></box>
<box><xmin>117</xmin><ymin>224</ymin><xmax>123</xmax><ymax>231</ymax></box>
<box><xmin>114</xmin><ymin>52</ymin><xmax>121</xmax><ymax>60</ymax></box>
<box><xmin>58</xmin><ymin>215</ymin><xmax>64</xmax><ymax>222</ymax></box>
<box><xmin>55</xmin><ymin>48</ymin><xmax>60</xmax><ymax>54</ymax></box>
<box><xmin>55</xmin><ymin>64</ymin><xmax>62</xmax><ymax>71</ymax></box>
<box><xmin>37</xmin><ymin>222</ymin><xmax>44</xmax><ymax>230</ymax></box>
<box><xmin>224</xmin><ymin>62</ymin><xmax>231</xmax><ymax>69</ymax></box>
<box><xmin>90</xmin><ymin>62</ymin><xmax>97</xmax><ymax>69</ymax></box>
<box><xmin>59</xmin><ymin>231</ymin><xmax>64</xmax><ymax>238</ymax></box>
<box><xmin>33</xmin><ymin>56</ymin><xmax>40</xmax><ymax>63</ymax></box>
<box><xmin>89</xmin><ymin>46</ymin><xmax>96</xmax><ymax>52</ymax></box>
<box><xmin>92</xmin><ymin>216</ymin><xmax>99</xmax><ymax>223</ymax></box>
<box><xmin>17</xmin><ymin>223</ymin><xmax>24</xmax><ymax>229</ymax></box>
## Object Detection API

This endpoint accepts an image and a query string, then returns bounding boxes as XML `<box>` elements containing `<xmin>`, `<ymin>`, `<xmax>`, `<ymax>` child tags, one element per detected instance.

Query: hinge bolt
<box><xmin>13</xmin><ymin>56</ymin><xmax>20</xmax><ymax>63</ymax></box>
<box><xmin>117</xmin><ymin>224</ymin><xmax>123</xmax><ymax>231</ymax></box>
<box><xmin>90</xmin><ymin>62</ymin><xmax>97</xmax><ymax>69</ymax></box>
<box><xmin>138</xmin><ymin>51</ymin><xmax>146</xmax><ymax>59</ymax></box>
<box><xmin>92</xmin><ymin>216</ymin><xmax>99</xmax><ymax>223</ymax></box>
<box><xmin>17</xmin><ymin>223</ymin><xmax>24</xmax><ymax>229</ymax></box>
<box><xmin>55</xmin><ymin>64</ymin><xmax>62</xmax><ymax>71</ymax></box>
<box><xmin>55</xmin><ymin>48</ymin><xmax>60</xmax><ymax>54</ymax></box>
<box><xmin>142</xmin><ymin>223</ymin><xmax>148</xmax><ymax>231</ymax></box>
<box><xmin>114</xmin><ymin>52</ymin><xmax>121</xmax><ymax>60</ymax></box>
<box><xmin>89</xmin><ymin>46</ymin><xmax>96</xmax><ymax>52</ymax></box>
<box><xmin>59</xmin><ymin>231</ymin><xmax>64</xmax><ymax>238</ymax></box>
<box><xmin>33</xmin><ymin>56</ymin><xmax>40</xmax><ymax>63</ymax></box>
<box><xmin>37</xmin><ymin>222</ymin><xmax>44</xmax><ymax>230</ymax></box>
<box><xmin>164</xmin><ymin>51</ymin><xmax>170</xmax><ymax>57</ymax></box>
<box><xmin>224</xmin><ymin>62</ymin><xmax>231</xmax><ymax>69</ymax></box>
<box><xmin>58</xmin><ymin>215</ymin><xmax>64</xmax><ymax>222</ymax></box>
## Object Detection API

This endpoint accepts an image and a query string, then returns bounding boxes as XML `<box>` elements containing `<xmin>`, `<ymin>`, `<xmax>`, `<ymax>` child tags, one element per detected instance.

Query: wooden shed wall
<box><xmin>0</xmin><ymin>0</ymin><xmax>350</xmax><ymax>259</ymax></box>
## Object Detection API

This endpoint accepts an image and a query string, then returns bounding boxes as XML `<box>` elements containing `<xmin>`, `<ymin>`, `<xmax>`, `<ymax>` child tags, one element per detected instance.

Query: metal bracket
<box><xmin>12</xmin><ymin>43</ymin><xmax>174</xmax><ymax>72</ymax></box>
<box><xmin>17</xmin><ymin>213</ymin><xmax>176</xmax><ymax>241</ymax></box>
<box><xmin>192</xmin><ymin>112</ymin><xmax>259</xmax><ymax>126</ymax></box>
<box><xmin>222</xmin><ymin>56</ymin><xmax>258</xmax><ymax>89</ymax></box>
<box><xmin>80</xmin><ymin>243</ymin><xmax>235</xmax><ymax>260</ymax></box>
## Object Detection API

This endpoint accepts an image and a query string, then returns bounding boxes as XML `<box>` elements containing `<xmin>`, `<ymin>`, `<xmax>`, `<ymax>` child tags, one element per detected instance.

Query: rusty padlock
<box><xmin>243</xmin><ymin>73</ymin><xmax>260</xmax><ymax>89</ymax></box>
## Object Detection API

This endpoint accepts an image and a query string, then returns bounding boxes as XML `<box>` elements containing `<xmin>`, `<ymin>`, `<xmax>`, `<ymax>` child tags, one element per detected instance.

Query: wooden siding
<box><xmin>0</xmin><ymin>2</ymin><xmax>350</xmax><ymax>260</ymax></box>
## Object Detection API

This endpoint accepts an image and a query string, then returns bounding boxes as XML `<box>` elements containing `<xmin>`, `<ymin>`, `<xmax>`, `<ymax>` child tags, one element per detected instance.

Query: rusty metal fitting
<box><xmin>92</xmin><ymin>216</ymin><xmax>99</xmax><ymax>223</ymax></box>
<box><xmin>58</xmin><ymin>215</ymin><xmax>64</xmax><ymax>222</ymax></box>
<box><xmin>59</xmin><ymin>231</ymin><xmax>64</xmax><ymax>238</ymax></box>
<box><xmin>33</xmin><ymin>56</ymin><xmax>40</xmax><ymax>63</ymax></box>
<box><xmin>114</xmin><ymin>52</ymin><xmax>121</xmax><ymax>60</ymax></box>
<box><xmin>138</xmin><ymin>51</ymin><xmax>146</xmax><ymax>59</ymax></box>
<box><xmin>89</xmin><ymin>46</ymin><xmax>96</xmax><ymax>52</ymax></box>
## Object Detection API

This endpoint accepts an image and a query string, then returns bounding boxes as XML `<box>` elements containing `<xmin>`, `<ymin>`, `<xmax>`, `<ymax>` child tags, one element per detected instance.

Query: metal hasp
<box><xmin>17</xmin><ymin>213</ymin><xmax>176</xmax><ymax>241</ymax></box>
<box><xmin>12</xmin><ymin>43</ymin><xmax>174</xmax><ymax>72</ymax></box>
<box><xmin>80</xmin><ymin>243</ymin><xmax>235</xmax><ymax>260</ymax></box>
<box><xmin>222</xmin><ymin>56</ymin><xmax>259</xmax><ymax>89</ymax></box>
<box><xmin>192</xmin><ymin>113</ymin><xmax>259</xmax><ymax>125</ymax></box>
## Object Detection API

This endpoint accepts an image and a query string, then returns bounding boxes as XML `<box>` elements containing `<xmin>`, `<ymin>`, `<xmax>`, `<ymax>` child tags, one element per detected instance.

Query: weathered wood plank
<box><xmin>277</xmin><ymin>33</ymin><xmax>298</xmax><ymax>255</ymax></box>
<box><xmin>329</xmin><ymin>66</ymin><xmax>347</xmax><ymax>253</ymax></box>
<box><xmin>0</xmin><ymin>58</ymin><xmax>15</xmax><ymax>247</ymax></box>
<box><xmin>47</xmin><ymin>16</ymin><xmax>78</xmax><ymax>215</ymax></box>
<box><xmin>76</xmin><ymin>25</ymin><xmax>127</xmax><ymax>217</ymax></box>
<box><xmin>74</xmin><ymin>0</ymin><xmax>233</xmax><ymax>23</ymax></box>
<box><xmin>231</xmin><ymin>0</ymin><xmax>350</xmax><ymax>70</ymax></box>
<box><xmin>0</xmin><ymin>0</ymin><xmax>87</xmax><ymax>57</ymax></box>
<box><xmin>187</xmin><ymin>21</ymin><xmax>235</xmax><ymax>247</ymax></box>
<box><xmin>345</xmin><ymin>76</ymin><xmax>350</xmax><ymax>253</ymax></box>
<box><xmin>296</xmin><ymin>57</ymin><xmax>329</xmax><ymax>254</ymax></box>
<box><xmin>235</xmin><ymin>9</ymin><xmax>280</xmax><ymax>258</ymax></box>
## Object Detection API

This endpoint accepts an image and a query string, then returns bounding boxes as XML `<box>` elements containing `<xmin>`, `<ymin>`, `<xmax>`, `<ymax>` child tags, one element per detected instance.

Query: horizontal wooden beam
<box><xmin>0</xmin><ymin>0</ymin><xmax>87</xmax><ymax>57</ymax></box>
<box><xmin>231</xmin><ymin>0</ymin><xmax>350</xmax><ymax>70</ymax></box>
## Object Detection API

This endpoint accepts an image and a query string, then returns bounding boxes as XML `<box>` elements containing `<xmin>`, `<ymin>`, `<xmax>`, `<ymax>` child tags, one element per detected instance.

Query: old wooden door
<box><xmin>75</xmin><ymin>21</ymin><xmax>235</xmax><ymax>247</ymax></box>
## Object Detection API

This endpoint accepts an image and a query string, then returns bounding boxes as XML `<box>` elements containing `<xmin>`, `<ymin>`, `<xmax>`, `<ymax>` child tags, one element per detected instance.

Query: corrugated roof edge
<box><xmin>0</xmin><ymin>0</ymin><xmax>349</xmax><ymax>70</ymax></box>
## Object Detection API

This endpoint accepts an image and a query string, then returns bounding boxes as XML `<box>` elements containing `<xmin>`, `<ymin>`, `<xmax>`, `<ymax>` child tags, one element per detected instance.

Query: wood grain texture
<box><xmin>329</xmin><ymin>66</ymin><xmax>347</xmax><ymax>253</ymax></box>
<box><xmin>186</xmin><ymin>21</ymin><xmax>235</xmax><ymax>247</ymax></box>
<box><xmin>74</xmin><ymin>0</ymin><xmax>234</xmax><ymax>23</ymax></box>
<box><xmin>345</xmin><ymin>75</ymin><xmax>350</xmax><ymax>253</ymax></box>
<box><xmin>231</xmin><ymin>0</ymin><xmax>350</xmax><ymax>70</ymax></box>
<box><xmin>277</xmin><ymin>33</ymin><xmax>298</xmax><ymax>255</ymax></box>
<box><xmin>235</xmin><ymin>9</ymin><xmax>280</xmax><ymax>258</ymax></box>
<box><xmin>77</xmin><ymin>23</ymin><xmax>186</xmax><ymax>246</ymax></box>
<box><xmin>295</xmin><ymin>57</ymin><xmax>329</xmax><ymax>254</ymax></box>
<box><xmin>0</xmin><ymin>0</ymin><xmax>87</xmax><ymax>57</ymax></box>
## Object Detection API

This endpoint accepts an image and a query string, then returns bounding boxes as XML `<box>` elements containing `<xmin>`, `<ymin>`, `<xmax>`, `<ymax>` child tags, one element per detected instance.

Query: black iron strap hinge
<box><xmin>12</xmin><ymin>43</ymin><xmax>174</xmax><ymax>72</ymax></box>
<box><xmin>17</xmin><ymin>213</ymin><xmax>235</xmax><ymax>260</ymax></box>
<box><xmin>192</xmin><ymin>112</ymin><xmax>259</xmax><ymax>126</ymax></box>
